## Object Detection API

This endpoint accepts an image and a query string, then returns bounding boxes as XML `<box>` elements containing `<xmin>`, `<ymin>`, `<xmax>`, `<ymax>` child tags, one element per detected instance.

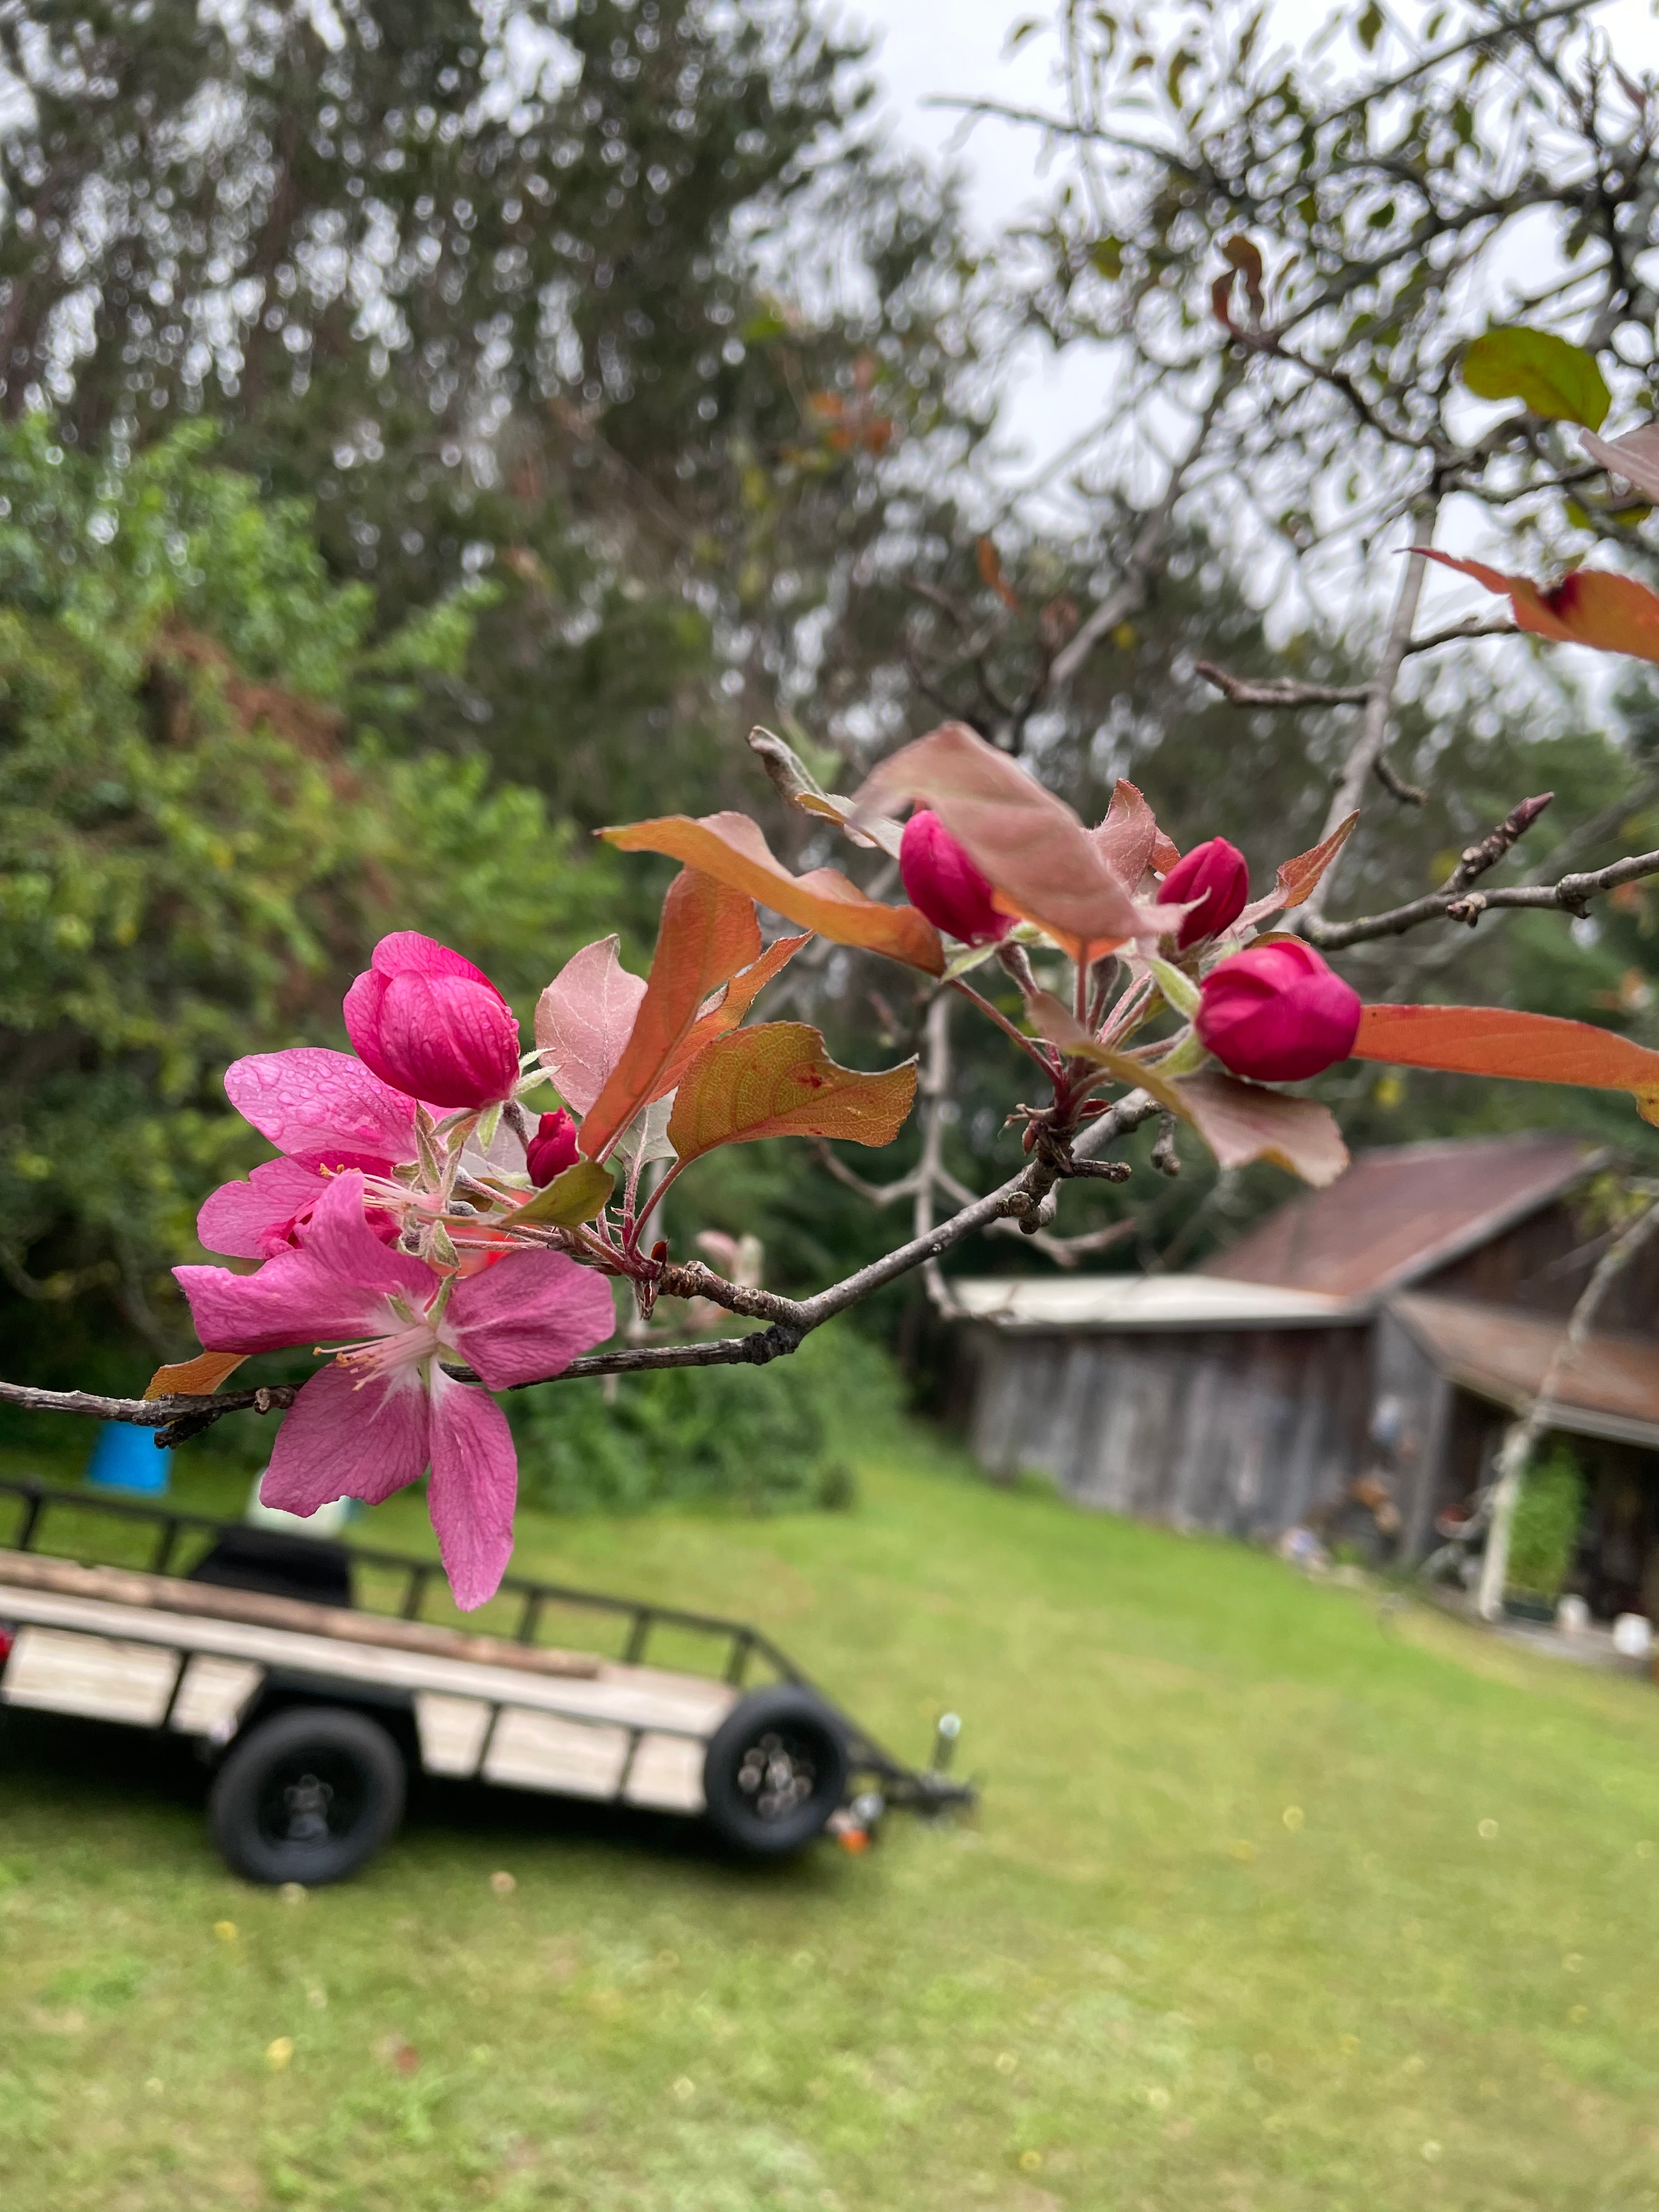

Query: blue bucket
<box><xmin>87</xmin><ymin>1421</ymin><xmax>172</xmax><ymax>1496</ymax></box>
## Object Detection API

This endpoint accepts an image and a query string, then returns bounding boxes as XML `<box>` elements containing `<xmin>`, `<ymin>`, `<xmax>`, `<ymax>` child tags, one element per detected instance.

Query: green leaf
<box><xmin>498</xmin><ymin>1159</ymin><xmax>614</xmax><ymax>1228</ymax></box>
<box><xmin>1144</xmin><ymin>954</ymin><xmax>1199</xmax><ymax>1019</ymax></box>
<box><xmin>1462</xmin><ymin>327</ymin><xmax>1610</xmax><ymax>430</ymax></box>
<box><xmin>1088</xmin><ymin>237</ymin><xmax>1124</xmax><ymax>280</ymax></box>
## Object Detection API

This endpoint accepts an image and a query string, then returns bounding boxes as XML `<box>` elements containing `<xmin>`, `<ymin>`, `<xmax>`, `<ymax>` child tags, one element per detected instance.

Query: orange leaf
<box><xmin>602</xmin><ymin>812</ymin><xmax>943</xmax><ymax>974</ymax></box>
<box><xmin>977</xmin><ymin>535</ymin><xmax>1021</xmax><ymax>611</ymax></box>
<box><xmin>144</xmin><ymin>1350</ymin><xmax>248</xmax><ymax>1401</ymax></box>
<box><xmin>853</xmin><ymin>723</ymin><xmax>1160</xmax><ymax>963</ymax></box>
<box><xmin>667</xmin><ymin>1022</ymin><xmax>917</xmax><ymax>1161</ymax></box>
<box><xmin>1171</xmin><ymin>1072</ymin><xmax>1348</xmax><ymax>1187</ymax></box>
<box><xmin>653</xmin><ymin>932</ymin><xmax>809</xmax><ymax>1099</ymax></box>
<box><xmin>1239</xmin><ymin>812</ymin><xmax>1358</xmax><ymax>926</ymax></box>
<box><xmin>578</xmin><ymin>870</ymin><xmax>761</xmax><ymax>1163</ymax></box>
<box><xmin>1353</xmin><ymin>1004</ymin><xmax>1659</xmax><ymax>1124</ymax></box>
<box><xmin>1423</xmin><ymin>550</ymin><xmax>1659</xmax><ymax>666</ymax></box>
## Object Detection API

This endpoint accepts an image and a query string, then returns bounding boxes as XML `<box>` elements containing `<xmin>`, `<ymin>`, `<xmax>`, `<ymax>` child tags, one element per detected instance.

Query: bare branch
<box><xmin>1308</xmin><ymin>842</ymin><xmax>1659</xmax><ymax>950</ymax></box>
<box><xmin>1403</xmin><ymin>617</ymin><xmax>1519</xmax><ymax>656</ymax></box>
<box><xmin>1301</xmin><ymin>499</ymin><xmax>1440</xmax><ymax>924</ymax></box>
<box><xmin>1374</xmin><ymin>753</ymin><xmax>1428</xmax><ymax>807</ymax></box>
<box><xmin>1194</xmin><ymin>662</ymin><xmax>1369</xmax><ymax>709</ymax></box>
<box><xmin>1049</xmin><ymin>374</ymin><xmax>1237</xmax><ymax>691</ymax></box>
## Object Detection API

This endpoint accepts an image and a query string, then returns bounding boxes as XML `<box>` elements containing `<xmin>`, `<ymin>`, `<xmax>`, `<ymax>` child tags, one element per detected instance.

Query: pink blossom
<box><xmin>899</xmin><ymin>809</ymin><xmax>1012</xmax><ymax>947</ymax></box>
<box><xmin>1196</xmin><ymin>940</ymin><xmax>1362</xmax><ymax>1082</ymax></box>
<box><xmin>196</xmin><ymin>1150</ymin><xmax>397</xmax><ymax>1260</ymax></box>
<box><xmin>1155</xmin><ymin>837</ymin><xmax>1250</xmax><ymax>949</ymax></box>
<box><xmin>525</xmin><ymin>1110</ymin><xmax>579</xmax><ymax>1187</ymax></box>
<box><xmin>200</xmin><ymin>1048</ymin><xmax>424</xmax><ymax>1261</ymax></box>
<box><xmin>344</xmin><ymin>933</ymin><xmax>522</xmax><ymax>1111</ymax></box>
<box><xmin>175</xmin><ymin>1173</ymin><xmax>616</xmax><ymax>1608</ymax></box>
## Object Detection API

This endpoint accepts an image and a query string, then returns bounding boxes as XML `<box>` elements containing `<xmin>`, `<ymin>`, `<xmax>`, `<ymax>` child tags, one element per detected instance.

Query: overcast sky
<box><xmin>850</xmin><ymin>0</ymin><xmax>1659</xmax><ymax>650</ymax></box>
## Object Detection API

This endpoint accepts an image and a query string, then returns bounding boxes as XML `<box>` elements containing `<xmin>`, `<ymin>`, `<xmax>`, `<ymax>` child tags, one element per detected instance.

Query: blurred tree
<box><xmin>0</xmin><ymin>420</ymin><xmax>610</xmax><ymax>1377</ymax></box>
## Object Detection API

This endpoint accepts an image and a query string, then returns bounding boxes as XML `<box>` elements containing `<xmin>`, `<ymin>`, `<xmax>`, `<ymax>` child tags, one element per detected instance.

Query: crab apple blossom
<box><xmin>196</xmin><ymin>1150</ymin><xmax>399</xmax><ymax>1260</ymax></box>
<box><xmin>899</xmin><ymin>809</ymin><xmax>1013</xmax><ymax>947</ymax></box>
<box><xmin>1156</xmin><ymin>837</ymin><xmax>1250</xmax><ymax>950</ymax></box>
<box><xmin>525</xmin><ymin>1109</ymin><xmax>580</xmax><ymax>1187</ymax></box>
<box><xmin>196</xmin><ymin>1048</ymin><xmax>427</xmax><ymax>1260</ymax></box>
<box><xmin>175</xmin><ymin>1173</ymin><xmax>616</xmax><ymax>1608</ymax></box>
<box><xmin>344</xmin><ymin>932</ymin><xmax>522</xmax><ymax>1111</ymax></box>
<box><xmin>1195</xmin><ymin>940</ymin><xmax>1362</xmax><ymax>1083</ymax></box>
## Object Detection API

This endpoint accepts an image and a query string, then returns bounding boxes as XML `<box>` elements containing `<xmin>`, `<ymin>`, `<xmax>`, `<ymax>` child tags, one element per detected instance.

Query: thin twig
<box><xmin>1307</xmin><ymin>843</ymin><xmax>1659</xmax><ymax>949</ymax></box>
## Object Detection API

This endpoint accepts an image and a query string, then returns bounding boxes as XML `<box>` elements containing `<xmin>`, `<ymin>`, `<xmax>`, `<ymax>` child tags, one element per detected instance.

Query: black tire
<box><xmin>702</xmin><ymin>1685</ymin><xmax>849</xmax><ymax>1858</ymax></box>
<box><xmin>208</xmin><ymin>1705</ymin><xmax>406</xmax><ymax>1887</ymax></box>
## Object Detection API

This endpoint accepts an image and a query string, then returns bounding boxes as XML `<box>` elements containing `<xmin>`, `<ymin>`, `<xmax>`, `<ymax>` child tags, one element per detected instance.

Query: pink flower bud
<box><xmin>343</xmin><ymin>933</ymin><xmax>522</xmax><ymax>1110</ymax></box>
<box><xmin>1195</xmin><ymin>940</ymin><xmax>1361</xmax><ymax>1082</ymax></box>
<box><xmin>1156</xmin><ymin>836</ymin><xmax>1250</xmax><ymax>949</ymax></box>
<box><xmin>899</xmin><ymin>809</ymin><xmax>1012</xmax><ymax>947</ymax></box>
<box><xmin>526</xmin><ymin>1109</ymin><xmax>579</xmax><ymax>1187</ymax></box>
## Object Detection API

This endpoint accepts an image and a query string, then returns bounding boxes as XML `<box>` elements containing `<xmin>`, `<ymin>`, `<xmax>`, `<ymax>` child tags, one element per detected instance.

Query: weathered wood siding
<box><xmin>967</xmin><ymin>1323</ymin><xmax>1372</xmax><ymax>1538</ymax></box>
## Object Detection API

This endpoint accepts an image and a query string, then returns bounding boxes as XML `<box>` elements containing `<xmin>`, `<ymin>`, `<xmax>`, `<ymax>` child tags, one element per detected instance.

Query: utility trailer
<box><xmin>0</xmin><ymin>1477</ymin><xmax>970</xmax><ymax>1885</ymax></box>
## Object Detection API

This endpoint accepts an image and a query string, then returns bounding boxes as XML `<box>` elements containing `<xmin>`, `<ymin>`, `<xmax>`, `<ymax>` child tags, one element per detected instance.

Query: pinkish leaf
<box><xmin>1238</xmin><ymin>814</ymin><xmax>1359</xmax><ymax>927</ymax></box>
<box><xmin>535</xmin><ymin>936</ymin><xmax>648</xmax><ymax>1117</ymax></box>
<box><xmin>1092</xmin><ymin>778</ymin><xmax>1172</xmax><ymax>888</ymax></box>
<box><xmin>1582</xmin><ymin>423</ymin><xmax>1659</xmax><ymax>501</ymax></box>
<box><xmin>853</xmin><ymin>722</ymin><xmax>1163</xmax><ymax>962</ymax></box>
<box><xmin>1170</xmin><ymin>1071</ymin><xmax>1348</xmax><ymax>1186</ymax></box>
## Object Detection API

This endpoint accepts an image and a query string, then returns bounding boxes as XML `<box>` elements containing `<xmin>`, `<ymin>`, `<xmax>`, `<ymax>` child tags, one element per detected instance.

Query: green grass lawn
<box><xmin>5</xmin><ymin>1423</ymin><xmax>1659</xmax><ymax>2210</ymax></box>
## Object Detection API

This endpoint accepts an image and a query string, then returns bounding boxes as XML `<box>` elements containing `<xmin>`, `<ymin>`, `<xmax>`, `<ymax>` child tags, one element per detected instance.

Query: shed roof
<box><xmin>1201</xmin><ymin>1132</ymin><xmax>1600</xmax><ymax>1302</ymax></box>
<box><xmin>1392</xmin><ymin>1292</ymin><xmax>1659</xmax><ymax>1451</ymax></box>
<box><xmin>950</xmin><ymin>1274</ymin><xmax>1361</xmax><ymax>1332</ymax></box>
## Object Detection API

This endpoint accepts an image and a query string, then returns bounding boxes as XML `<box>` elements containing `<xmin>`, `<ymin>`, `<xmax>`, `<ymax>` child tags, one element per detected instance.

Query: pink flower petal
<box><xmin>176</xmin><ymin>1176</ymin><xmax>433</xmax><ymax>1352</ymax></box>
<box><xmin>260</xmin><ymin>1359</ymin><xmax>432</xmax><ymax>1516</ymax></box>
<box><xmin>286</xmin><ymin>1171</ymin><xmax>433</xmax><ymax>1301</ymax></box>
<box><xmin>196</xmin><ymin>1152</ymin><xmax>392</xmax><ymax>1260</ymax></box>
<box><xmin>224</xmin><ymin>1049</ymin><xmax>419</xmax><ymax>1161</ymax></box>
<box><xmin>426</xmin><ymin>1369</ymin><xmax>519</xmax><ymax>1610</ymax></box>
<box><xmin>370</xmin><ymin>931</ymin><xmax>496</xmax><ymax>989</ymax></box>
<box><xmin>444</xmin><ymin>1249</ymin><xmax>618</xmax><ymax>1390</ymax></box>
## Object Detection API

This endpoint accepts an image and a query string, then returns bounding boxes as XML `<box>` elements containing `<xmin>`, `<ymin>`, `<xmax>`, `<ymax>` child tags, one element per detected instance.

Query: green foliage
<box><xmin>1507</xmin><ymin>1444</ymin><xmax>1586</xmax><ymax>1603</ymax></box>
<box><xmin>0</xmin><ymin>422</ymin><xmax>608</xmax><ymax>1363</ymax></box>
<box><xmin>507</xmin><ymin>1324</ymin><xmax>895</xmax><ymax>1515</ymax></box>
<box><xmin>1462</xmin><ymin>327</ymin><xmax>1611</xmax><ymax>430</ymax></box>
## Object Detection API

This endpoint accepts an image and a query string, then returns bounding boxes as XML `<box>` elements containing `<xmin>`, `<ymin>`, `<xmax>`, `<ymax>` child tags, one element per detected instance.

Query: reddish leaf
<box><xmin>535</xmin><ymin>936</ymin><xmax>647</xmax><ymax>1116</ymax></box>
<box><xmin>144</xmin><ymin>1350</ymin><xmax>247</xmax><ymax>1401</ymax></box>
<box><xmin>1092</xmin><ymin>778</ymin><xmax>1172</xmax><ymax>888</ymax></box>
<box><xmin>667</xmin><ymin>1022</ymin><xmax>917</xmax><ymax>1160</ymax></box>
<box><xmin>603</xmin><ymin>812</ymin><xmax>943</xmax><ymax>973</ymax></box>
<box><xmin>653</xmin><ymin>932</ymin><xmax>809</xmax><ymax>1099</ymax></box>
<box><xmin>578</xmin><ymin>871</ymin><xmax>761</xmax><ymax>1163</ymax></box>
<box><xmin>1353</xmin><ymin>1004</ymin><xmax>1659</xmax><ymax>1123</ymax></box>
<box><xmin>853</xmin><ymin>723</ymin><xmax>1160</xmax><ymax>962</ymax></box>
<box><xmin>1238</xmin><ymin>812</ymin><xmax>1359</xmax><ymax>927</ymax></box>
<box><xmin>977</xmin><ymin>535</ymin><xmax>1021</xmax><ymax>611</ymax></box>
<box><xmin>1423</xmin><ymin>550</ymin><xmax>1659</xmax><ymax>667</ymax></box>
<box><xmin>1582</xmin><ymin>424</ymin><xmax>1659</xmax><ymax>501</ymax></box>
<box><xmin>1171</xmin><ymin>1072</ymin><xmax>1348</xmax><ymax>1187</ymax></box>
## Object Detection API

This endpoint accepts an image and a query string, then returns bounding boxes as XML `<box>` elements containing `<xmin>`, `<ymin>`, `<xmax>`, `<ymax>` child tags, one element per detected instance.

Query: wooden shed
<box><xmin>953</xmin><ymin>1133</ymin><xmax>1659</xmax><ymax>1605</ymax></box>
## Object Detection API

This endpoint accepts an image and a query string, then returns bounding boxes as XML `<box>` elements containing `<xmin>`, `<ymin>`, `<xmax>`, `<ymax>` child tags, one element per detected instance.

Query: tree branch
<box><xmin>1307</xmin><ymin>842</ymin><xmax>1659</xmax><ymax>950</ymax></box>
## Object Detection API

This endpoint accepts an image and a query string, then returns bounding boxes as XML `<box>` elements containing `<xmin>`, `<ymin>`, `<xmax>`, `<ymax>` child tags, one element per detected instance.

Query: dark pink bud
<box><xmin>526</xmin><ymin>1109</ymin><xmax>579</xmax><ymax>1187</ymax></box>
<box><xmin>1156</xmin><ymin>836</ymin><xmax>1250</xmax><ymax>949</ymax></box>
<box><xmin>343</xmin><ymin>932</ymin><xmax>521</xmax><ymax>1110</ymax></box>
<box><xmin>1195</xmin><ymin>940</ymin><xmax>1361</xmax><ymax>1082</ymax></box>
<box><xmin>899</xmin><ymin>809</ymin><xmax>1012</xmax><ymax>947</ymax></box>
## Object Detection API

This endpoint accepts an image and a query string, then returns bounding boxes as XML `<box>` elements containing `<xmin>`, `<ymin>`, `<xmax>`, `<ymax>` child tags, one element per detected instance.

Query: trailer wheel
<box><xmin>208</xmin><ymin>1706</ymin><xmax>405</xmax><ymax>1887</ymax></box>
<box><xmin>702</xmin><ymin>1686</ymin><xmax>848</xmax><ymax>1857</ymax></box>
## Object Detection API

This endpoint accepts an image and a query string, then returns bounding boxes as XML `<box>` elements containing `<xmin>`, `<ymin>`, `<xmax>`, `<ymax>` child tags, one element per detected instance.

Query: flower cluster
<box><xmin>182</xmin><ymin>933</ymin><xmax>618</xmax><ymax>1609</ymax></box>
<box><xmin>884</xmin><ymin>732</ymin><xmax>1361</xmax><ymax>1087</ymax></box>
